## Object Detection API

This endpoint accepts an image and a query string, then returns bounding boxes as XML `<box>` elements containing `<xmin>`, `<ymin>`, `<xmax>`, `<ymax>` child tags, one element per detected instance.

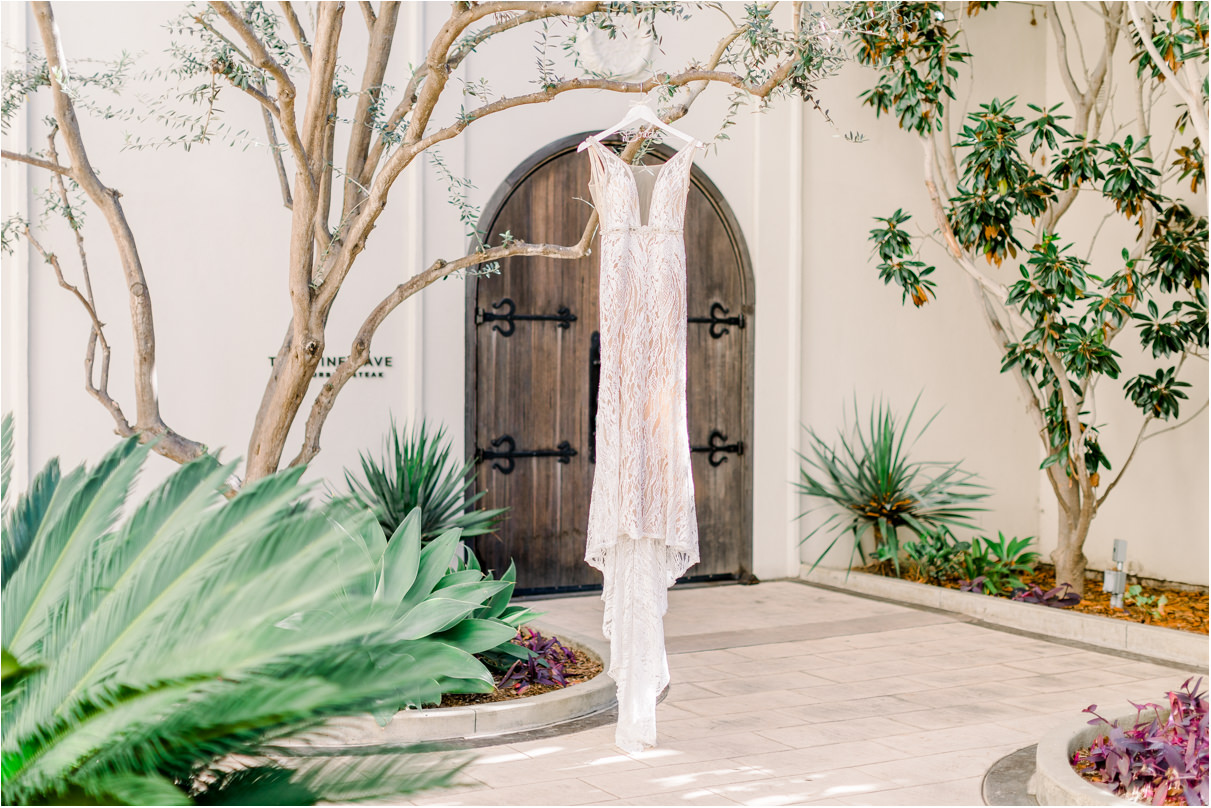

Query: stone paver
<box><xmin>404</xmin><ymin>580</ymin><xmax>1206</xmax><ymax>806</ymax></box>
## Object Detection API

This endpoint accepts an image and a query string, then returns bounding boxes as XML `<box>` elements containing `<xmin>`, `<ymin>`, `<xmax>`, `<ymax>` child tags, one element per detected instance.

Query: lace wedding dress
<box><xmin>582</xmin><ymin>137</ymin><xmax>701</xmax><ymax>753</ymax></box>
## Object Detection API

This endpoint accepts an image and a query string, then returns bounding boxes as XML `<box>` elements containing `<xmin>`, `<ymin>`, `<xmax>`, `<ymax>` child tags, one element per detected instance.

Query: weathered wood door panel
<box><xmin>467</xmin><ymin>134</ymin><xmax>753</xmax><ymax>594</ymax></box>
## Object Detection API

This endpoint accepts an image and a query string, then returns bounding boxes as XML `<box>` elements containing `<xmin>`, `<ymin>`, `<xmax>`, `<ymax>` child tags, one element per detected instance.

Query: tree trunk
<box><xmin>245</xmin><ymin>340</ymin><xmax>324</xmax><ymax>482</ymax></box>
<box><xmin>1052</xmin><ymin>505</ymin><xmax>1089</xmax><ymax>596</ymax></box>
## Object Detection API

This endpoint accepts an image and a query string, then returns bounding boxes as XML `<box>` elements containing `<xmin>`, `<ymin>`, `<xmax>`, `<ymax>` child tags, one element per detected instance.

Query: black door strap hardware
<box><xmin>476</xmin><ymin>297</ymin><xmax>576</xmax><ymax>337</ymax></box>
<box><xmin>688</xmin><ymin>301</ymin><xmax>746</xmax><ymax>339</ymax></box>
<box><xmin>476</xmin><ymin>434</ymin><xmax>578</xmax><ymax>475</ymax></box>
<box><xmin>691</xmin><ymin>430</ymin><xmax>745</xmax><ymax>467</ymax></box>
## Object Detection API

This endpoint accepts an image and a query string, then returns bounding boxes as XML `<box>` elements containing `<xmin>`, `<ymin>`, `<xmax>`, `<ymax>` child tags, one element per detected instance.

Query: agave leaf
<box><xmin>497</xmin><ymin>604</ymin><xmax>541</xmax><ymax>626</ymax></box>
<box><xmin>375</xmin><ymin>509</ymin><xmax>423</xmax><ymax>605</ymax></box>
<box><xmin>474</xmin><ymin>561</ymin><xmax>517</xmax><ymax>620</ymax></box>
<box><xmin>392</xmin><ymin>588</ymin><xmax>507</xmax><ymax>641</ymax></box>
<box><xmin>430</xmin><ymin>618</ymin><xmax>518</xmax><ymax>655</ymax></box>
<box><xmin>425</xmin><ymin>579</ymin><xmax>510</xmax><ymax>606</ymax></box>
<box><xmin>396</xmin><ymin>529</ymin><xmax>463</xmax><ymax>615</ymax></box>
<box><xmin>434</xmin><ymin>569</ymin><xmax>485</xmax><ymax>590</ymax></box>
<box><xmin>371</xmin><ymin>702</ymin><xmax>399</xmax><ymax>728</ymax></box>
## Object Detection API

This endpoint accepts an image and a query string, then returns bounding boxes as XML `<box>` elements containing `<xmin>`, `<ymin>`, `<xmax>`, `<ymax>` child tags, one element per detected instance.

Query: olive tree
<box><xmin>3</xmin><ymin>1</ymin><xmax>860</xmax><ymax>484</ymax></box>
<box><xmin>849</xmin><ymin>1</ymin><xmax>1207</xmax><ymax>593</ymax></box>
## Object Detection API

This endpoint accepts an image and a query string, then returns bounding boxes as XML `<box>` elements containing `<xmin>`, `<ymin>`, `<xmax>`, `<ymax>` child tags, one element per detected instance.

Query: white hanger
<box><xmin>578</xmin><ymin>103</ymin><xmax>704</xmax><ymax>152</ymax></box>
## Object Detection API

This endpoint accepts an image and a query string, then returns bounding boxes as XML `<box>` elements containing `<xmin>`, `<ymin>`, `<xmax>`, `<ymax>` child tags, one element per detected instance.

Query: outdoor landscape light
<box><xmin>1103</xmin><ymin>539</ymin><xmax>1128</xmax><ymax>609</ymax></box>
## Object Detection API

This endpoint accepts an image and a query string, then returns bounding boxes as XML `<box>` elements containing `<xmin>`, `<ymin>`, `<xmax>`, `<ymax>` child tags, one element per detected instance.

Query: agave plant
<box><xmin>0</xmin><ymin>434</ymin><xmax>515</xmax><ymax>805</ymax></box>
<box><xmin>795</xmin><ymin>394</ymin><xmax>990</xmax><ymax>576</ymax></box>
<box><xmin>342</xmin><ymin>419</ymin><xmax>507</xmax><ymax>542</ymax></box>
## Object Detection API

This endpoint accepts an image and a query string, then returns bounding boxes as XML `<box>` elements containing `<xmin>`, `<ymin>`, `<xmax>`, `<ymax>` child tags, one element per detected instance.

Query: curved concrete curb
<box><xmin>313</xmin><ymin>623</ymin><xmax>614</xmax><ymax>746</ymax></box>
<box><xmin>801</xmin><ymin>566</ymin><xmax>1208</xmax><ymax>669</ymax></box>
<box><xmin>1028</xmin><ymin>711</ymin><xmax>1162</xmax><ymax>805</ymax></box>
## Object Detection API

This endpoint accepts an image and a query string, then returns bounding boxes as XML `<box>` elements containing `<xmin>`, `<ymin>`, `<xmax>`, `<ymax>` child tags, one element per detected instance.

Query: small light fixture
<box><xmin>1103</xmin><ymin>539</ymin><xmax>1127</xmax><ymax>609</ymax></box>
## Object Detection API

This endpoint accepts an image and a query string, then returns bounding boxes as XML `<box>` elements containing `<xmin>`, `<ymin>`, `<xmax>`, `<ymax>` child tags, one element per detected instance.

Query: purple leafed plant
<box><xmin>1011</xmin><ymin>582</ymin><xmax>1081</xmax><ymax>608</ymax></box>
<box><xmin>1073</xmin><ymin>677</ymin><xmax>1208</xmax><ymax>806</ymax></box>
<box><xmin>498</xmin><ymin>627</ymin><xmax>578</xmax><ymax>694</ymax></box>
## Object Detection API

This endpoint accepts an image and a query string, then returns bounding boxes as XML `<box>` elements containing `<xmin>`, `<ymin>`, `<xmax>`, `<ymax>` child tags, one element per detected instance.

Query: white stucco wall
<box><xmin>2</xmin><ymin>3</ymin><xmax>1205</xmax><ymax>585</ymax></box>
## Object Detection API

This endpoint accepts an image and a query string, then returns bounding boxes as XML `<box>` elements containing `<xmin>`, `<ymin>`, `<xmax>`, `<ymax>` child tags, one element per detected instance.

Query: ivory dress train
<box><xmin>582</xmin><ymin>137</ymin><xmax>701</xmax><ymax>753</ymax></box>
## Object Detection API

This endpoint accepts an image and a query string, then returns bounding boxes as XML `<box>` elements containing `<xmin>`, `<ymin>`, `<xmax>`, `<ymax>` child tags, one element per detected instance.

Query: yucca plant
<box><xmin>342</xmin><ymin>419</ymin><xmax>507</xmax><ymax>542</ymax></box>
<box><xmin>794</xmin><ymin>394</ymin><xmax>990</xmax><ymax>576</ymax></box>
<box><xmin>0</xmin><ymin>433</ymin><xmax>515</xmax><ymax>805</ymax></box>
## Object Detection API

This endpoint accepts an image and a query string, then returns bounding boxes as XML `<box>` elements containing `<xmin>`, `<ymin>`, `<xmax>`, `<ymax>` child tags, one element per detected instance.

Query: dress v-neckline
<box><xmin>590</xmin><ymin>139</ymin><xmax>695</xmax><ymax>229</ymax></box>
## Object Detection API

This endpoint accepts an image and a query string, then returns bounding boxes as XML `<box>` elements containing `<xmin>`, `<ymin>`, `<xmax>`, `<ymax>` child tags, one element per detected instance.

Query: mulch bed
<box><xmin>437</xmin><ymin>636</ymin><xmax>604</xmax><ymax>708</ymax></box>
<box><xmin>858</xmin><ymin>562</ymin><xmax>1208</xmax><ymax>635</ymax></box>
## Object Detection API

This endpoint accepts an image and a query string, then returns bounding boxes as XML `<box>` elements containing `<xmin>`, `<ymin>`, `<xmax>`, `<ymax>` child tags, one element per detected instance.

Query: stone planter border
<box><xmin>800</xmin><ymin>565</ymin><xmax>1207</xmax><ymax>669</ymax></box>
<box><xmin>1029</xmin><ymin>710</ymin><xmax>1169</xmax><ymax>805</ymax></box>
<box><xmin>308</xmin><ymin>623</ymin><xmax>614</xmax><ymax>747</ymax></box>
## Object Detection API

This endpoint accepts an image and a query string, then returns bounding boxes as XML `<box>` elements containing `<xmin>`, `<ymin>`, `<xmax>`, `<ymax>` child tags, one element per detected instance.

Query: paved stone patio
<box><xmin>402</xmin><ymin>580</ymin><xmax>1206</xmax><ymax>806</ymax></box>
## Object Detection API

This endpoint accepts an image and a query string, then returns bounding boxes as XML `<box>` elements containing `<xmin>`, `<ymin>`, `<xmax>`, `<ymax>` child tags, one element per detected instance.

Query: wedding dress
<box><xmin>582</xmin><ymin>137</ymin><xmax>701</xmax><ymax>753</ymax></box>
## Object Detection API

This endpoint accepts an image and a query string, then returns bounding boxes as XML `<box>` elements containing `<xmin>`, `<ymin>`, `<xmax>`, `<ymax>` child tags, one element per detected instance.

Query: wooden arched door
<box><xmin>465</xmin><ymin>133</ymin><xmax>754</xmax><ymax>594</ymax></box>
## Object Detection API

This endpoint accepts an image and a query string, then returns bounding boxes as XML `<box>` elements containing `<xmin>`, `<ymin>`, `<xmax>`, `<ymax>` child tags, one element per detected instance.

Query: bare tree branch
<box><xmin>1040</xmin><ymin>4</ymin><xmax>1121</xmax><ymax>234</ymax></box>
<box><xmin>292</xmin><ymin>121</ymin><xmax>680</xmax><ymax>464</ymax></box>
<box><xmin>244</xmin><ymin>4</ymin><xmax>346</xmax><ymax>479</ymax></box>
<box><xmin>1096</xmin><ymin>354</ymin><xmax>1205</xmax><ymax>507</ymax></box>
<box><xmin>210</xmin><ymin>0</ymin><xmax>311</xmax><ymax>187</ymax></box>
<box><xmin>1141</xmin><ymin>400</ymin><xmax>1208</xmax><ymax>441</ymax></box>
<box><xmin>24</xmin><ymin>228</ymin><xmax>133</xmax><ymax>436</ymax></box>
<box><xmin>341</xmin><ymin>1</ymin><xmax>399</xmax><ymax>223</ymax></box>
<box><xmin>319</xmin><ymin>57</ymin><xmax>806</xmax><ymax>318</ymax></box>
<box><xmin>301</xmin><ymin>3</ymin><xmax>344</xmax><ymax>166</ymax></box>
<box><xmin>918</xmin><ymin>135</ymin><xmax>1015</xmax><ymax>308</ymax></box>
<box><xmin>30</xmin><ymin>1</ymin><xmax>206</xmax><ymax>464</ymax></box>
<box><xmin>291</xmin><ymin>212</ymin><xmax>600</xmax><ymax>467</ymax></box>
<box><xmin>303</xmin><ymin>2</ymin><xmax>344</xmax><ymax>259</ymax></box>
<box><xmin>259</xmin><ymin>97</ymin><xmax>293</xmax><ymax>208</ymax></box>
<box><xmin>1126</xmin><ymin>0</ymin><xmax>1210</xmax><ymax>145</ymax></box>
<box><xmin>278</xmin><ymin>0</ymin><xmax>313</xmax><ymax>67</ymax></box>
<box><xmin>358</xmin><ymin>0</ymin><xmax>375</xmax><ymax>29</ymax></box>
<box><xmin>1</xmin><ymin>150</ymin><xmax>73</xmax><ymax>177</ymax></box>
<box><xmin>1050</xmin><ymin>6</ymin><xmax>1087</xmax><ymax>106</ymax></box>
<box><xmin>362</xmin><ymin>1</ymin><xmax>601</xmax><ymax>185</ymax></box>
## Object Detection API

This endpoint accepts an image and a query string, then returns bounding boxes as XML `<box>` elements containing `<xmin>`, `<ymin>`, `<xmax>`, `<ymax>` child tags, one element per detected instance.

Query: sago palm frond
<box><xmin>1</xmin><ymin>443</ymin><xmax>516</xmax><ymax>805</ymax></box>
<box><xmin>2</xmin><ymin>412</ymin><xmax>13</xmax><ymax>513</ymax></box>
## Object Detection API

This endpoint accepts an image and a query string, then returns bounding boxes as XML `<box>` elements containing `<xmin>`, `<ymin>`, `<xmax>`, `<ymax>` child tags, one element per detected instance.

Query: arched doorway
<box><xmin>465</xmin><ymin>132</ymin><xmax>754</xmax><ymax>594</ymax></box>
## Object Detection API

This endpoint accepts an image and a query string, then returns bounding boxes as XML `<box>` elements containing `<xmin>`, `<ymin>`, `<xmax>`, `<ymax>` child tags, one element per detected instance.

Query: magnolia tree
<box><xmin>850</xmin><ymin>1</ymin><xmax>1207</xmax><ymax>593</ymax></box>
<box><xmin>2</xmin><ymin>1</ymin><xmax>867</xmax><ymax>484</ymax></box>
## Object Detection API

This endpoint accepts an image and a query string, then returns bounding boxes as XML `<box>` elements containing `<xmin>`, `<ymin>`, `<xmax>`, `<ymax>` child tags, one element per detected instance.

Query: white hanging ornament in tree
<box><xmin>575</xmin><ymin>16</ymin><xmax>657</xmax><ymax>81</ymax></box>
